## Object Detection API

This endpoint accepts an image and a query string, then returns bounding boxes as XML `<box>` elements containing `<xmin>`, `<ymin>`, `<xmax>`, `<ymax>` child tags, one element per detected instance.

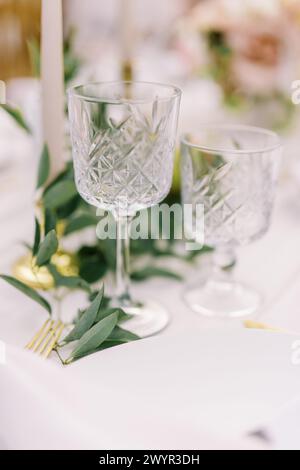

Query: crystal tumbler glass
<box><xmin>181</xmin><ymin>124</ymin><xmax>282</xmax><ymax>318</ymax></box>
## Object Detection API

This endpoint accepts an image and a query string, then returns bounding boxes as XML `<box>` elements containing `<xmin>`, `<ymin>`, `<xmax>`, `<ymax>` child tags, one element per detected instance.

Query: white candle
<box><xmin>41</xmin><ymin>0</ymin><xmax>65</xmax><ymax>180</ymax></box>
<box><xmin>119</xmin><ymin>0</ymin><xmax>134</xmax><ymax>64</ymax></box>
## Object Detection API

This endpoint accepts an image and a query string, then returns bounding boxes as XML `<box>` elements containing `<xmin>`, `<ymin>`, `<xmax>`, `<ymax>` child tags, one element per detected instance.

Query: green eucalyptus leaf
<box><xmin>95</xmin><ymin>340</ymin><xmax>127</xmax><ymax>352</ymax></box>
<box><xmin>68</xmin><ymin>312</ymin><xmax>118</xmax><ymax>362</ymax></box>
<box><xmin>64</xmin><ymin>54</ymin><xmax>81</xmax><ymax>85</ymax></box>
<box><xmin>63</xmin><ymin>27</ymin><xmax>81</xmax><ymax>85</ymax></box>
<box><xmin>64</xmin><ymin>213</ymin><xmax>98</xmax><ymax>236</ymax></box>
<box><xmin>43</xmin><ymin>180</ymin><xmax>77</xmax><ymax>210</ymax></box>
<box><xmin>79</xmin><ymin>258</ymin><xmax>107</xmax><ymax>284</ymax></box>
<box><xmin>56</xmin><ymin>195</ymin><xmax>81</xmax><ymax>220</ymax></box>
<box><xmin>67</xmin><ymin>340</ymin><xmax>124</xmax><ymax>360</ymax></box>
<box><xmin>130</xmin><ymin>238</ymin><xmax>156</xmax><ymax>256</ymax></box>
<box><xmin>117</xmin><ymin>310</ymin><xmax>133</xmax><ymax>323</ymax></box>
<box><xmin>27</xmin><ymin>38</ymin><xmax>40</xmax><ymax>77</ymax></box>
<box><xmin>63</xmin><ymin>286</ymin><xmax>104</xmax><ymax>344</ymax></box>
<box><xmin>72</xmin><ymin>328</ymin><xmax>139</xmax><ymax>357</ymax></box>
<box><xmin>107</xmin><ymin>326</ymin><xmax>139</xmax><ymax>342</ymax></box>
<box><xmin>77</xmin><ymin>245</ymin><xmax>107</xmax><ymax>283</ymax></box>
<box><xmin>32</xmin><ymin>217</ymin><xmax>41</xmax><ymax>256</ymax></box>
<box><xmin>184</xmin><ymin>244</ymin><xmax>213</xmax><ymax>261</ymax></box>
<box><xmin>1</xmin><ymin>104</ymin><xmax>31</xmax><ymax>133</ymax></box>
<box><xmin>54</xmin><ymin>275</ymin><xmax>90</xmax><ymax>292</ymax></box>
<box><xmin>89</xmin><ymin>291</ymin><xmax>110</xmax><ymax>309</ymax></box>
<box><xmin>74</xmin><ymin>308</ymin><xmax>85</xmax><ymax>324</ymax></box>
<box><xmin>95</xmin><ymin>307</ymin><xmax>131</xmax><ymax>324</ymax></box>
<box><xmin>47</xmin><ymin>264</ymin><xmax>90</xmax><ymax>293</ymax></box>
<box><xmin>0</xmin><ymin>275</ymin><xmax>51</xmax><ymax>314</ymax></box>
<box><xmin>44</xmin><ymin>209</ymin><xmax>57</xmax><ymax>235</ymax></box>
<box><xmin>36</xmin><ymin>230</ymin><xmax>58</xmax><ymax>267</ymax></box>
<box><xmin>131</xmin><ymin>267</ymin><xmax>182</xmax><ymax>282</ymax></box>
<box><xmin>45</xmin><ymin>161</ymin><xmax>74</xmax><ymax>191</ymax></box>
<box><xmin>98</xmin><ymin>239</ymin><xmax>116</xmax><ymax>270</ymax></box>
<box><xmin>36</xmin><ymin>144</ymin><xmax>50</xmax><ymax>189</ymax></box>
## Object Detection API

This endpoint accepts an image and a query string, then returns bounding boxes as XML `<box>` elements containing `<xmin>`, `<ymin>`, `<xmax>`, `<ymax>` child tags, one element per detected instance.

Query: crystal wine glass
<box><xmin>181</xmin><ymin>124</ymin><xmax>282</xmax><ymax>318</ymax></box>
<box><xmin>68</xmin><ymin>81</ymin><xmax>181</xmax><ymax>336</ymax></box>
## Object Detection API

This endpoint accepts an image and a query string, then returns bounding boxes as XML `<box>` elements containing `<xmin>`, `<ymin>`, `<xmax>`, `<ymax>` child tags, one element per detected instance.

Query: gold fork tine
<box><xmin>43</xmin><ymin>322</ymin><xmax>65</xmax><ymax>358</ymax></box>
<box><xmin>32</xmin><ymin>320</ymin><xmax>54</xmax><ymax>352</ymax></box>
<box><xmin>25</xmin><ymin>319</ymin><xmax>51</xmax><ymax>349</ymax></box>
<box><xmin>38</xmin><ymin>320</ymin><xmax>62</xmax><ymax>355</ymax></box>
<box><xmin>25</xmin><ymin>320</ymin><xmax>65</xmax><ymax>359</ymax></box>
<box><xmin>244</xmin><ymin>320</ymin><xmax>287</xmax><ymax>333</ymax></box>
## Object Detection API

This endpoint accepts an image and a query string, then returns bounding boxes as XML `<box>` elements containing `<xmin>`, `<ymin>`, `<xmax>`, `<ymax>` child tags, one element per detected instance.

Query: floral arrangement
<box><xmin>175</xmin><ymin>0</ymin><xmax>300</xmax><ymax>129</ymax></box>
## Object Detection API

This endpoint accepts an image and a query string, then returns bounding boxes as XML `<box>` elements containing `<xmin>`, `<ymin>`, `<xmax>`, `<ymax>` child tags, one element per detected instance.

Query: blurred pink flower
<box><xmin>176</xmin><ymin>0</ymin><xmax>300</xmax><ymax>95</ymax></box>
<box><xmin>227</xmin><ymin>20</ymin><xmax>283</xmax><ymax>94</ymax></box>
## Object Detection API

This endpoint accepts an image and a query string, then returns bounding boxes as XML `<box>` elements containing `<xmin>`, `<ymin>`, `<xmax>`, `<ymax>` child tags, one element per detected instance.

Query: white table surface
<box><xmin>1</xmin><ymin>153</ymin><xmax>300</xmax><ymax>450</ymax></box>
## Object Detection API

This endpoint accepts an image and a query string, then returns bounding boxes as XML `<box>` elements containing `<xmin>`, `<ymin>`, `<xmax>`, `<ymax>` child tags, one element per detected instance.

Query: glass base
<box><xmin>183</xmin><ymin>280</ymin><xmax>262</xmax><ymax>318</ymax></box>
<box><xmin>118</xmin><ymin>300</ymin><xmax>170</xmax><ymax>338</ymax></box>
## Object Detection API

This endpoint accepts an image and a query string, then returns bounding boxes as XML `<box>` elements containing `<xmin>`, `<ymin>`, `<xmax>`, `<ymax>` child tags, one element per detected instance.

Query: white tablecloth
<box><xmin>1</xmin><ymin>158</ymin><xmax>300</xmax><ymax>449</ymax></box>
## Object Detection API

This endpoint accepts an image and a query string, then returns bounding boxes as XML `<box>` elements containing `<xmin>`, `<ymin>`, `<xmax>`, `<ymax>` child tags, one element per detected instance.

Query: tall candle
<box><xmin>41</xmin><ymin>0</ymin><xmax>64</xmax><ymax>180</ymax></box>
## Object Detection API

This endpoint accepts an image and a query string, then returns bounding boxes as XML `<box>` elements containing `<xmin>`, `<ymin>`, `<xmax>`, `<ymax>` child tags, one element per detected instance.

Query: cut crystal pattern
<box><xmin>69</xmin><ymin>99</ymin><xmax>177</xmax><ymax>216</ymax></box>
<box><xmin>181</xmin><ymin>148</ymin><xmax>278</xmax><ymax>246</ymax></box>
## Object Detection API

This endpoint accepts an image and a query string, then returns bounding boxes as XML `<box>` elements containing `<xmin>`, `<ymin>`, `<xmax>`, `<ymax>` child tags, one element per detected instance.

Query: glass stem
<box><xmin>115</xmin><ymin>216</ymin><xmax>132</xmax><ymax>306</ymax></box>
<box><xmin>212</xmin><ymin>246</ymin><xmax>236</xmax><ymax>284</ymax></box>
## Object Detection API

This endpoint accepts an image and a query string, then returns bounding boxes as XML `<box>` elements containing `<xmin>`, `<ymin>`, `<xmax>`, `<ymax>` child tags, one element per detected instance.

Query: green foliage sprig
<box><xmin>27</xmin><ymin>27</ymin><xmax>81</xmax><ymax>87</ymax></box>
<box><xmin>0</xmin><ymin>146</ymin><xmax>140</xmax><ymax>362</ymax></box>
<box><xmin>0</xmin><ymin>142</ymin><xmax>210</xmax><ymax>362</ymax></box>
<box><xmin>0</xmin><ymin>104</ymin><xmax>31</xmax><ymax>134</ymax></box>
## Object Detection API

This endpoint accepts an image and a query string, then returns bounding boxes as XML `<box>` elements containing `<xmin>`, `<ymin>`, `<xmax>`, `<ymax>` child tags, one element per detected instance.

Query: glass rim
<box><xmin>181</xmin><ymin>124</ymin><xmax>282</xmax><ymax>155</ymax></box>
<box><xmin>67</xmin><ymin>80</ymin><xmax>182</xmax><ymax>104</ymax></box>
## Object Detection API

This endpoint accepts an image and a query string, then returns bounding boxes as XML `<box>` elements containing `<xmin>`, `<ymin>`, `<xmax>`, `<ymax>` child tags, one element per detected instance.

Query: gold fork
<box><xmin>25</xmin><ymin>319</ymin><xmax>65</xmax><ymax>358</ymax></box>
<box><xmin>244</xmin><ymin>320</ymin><xmax>293</xmax><ymax>334</ymax></box>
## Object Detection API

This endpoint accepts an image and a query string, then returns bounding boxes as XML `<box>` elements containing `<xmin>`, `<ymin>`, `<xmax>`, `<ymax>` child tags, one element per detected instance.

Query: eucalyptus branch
<box><xmin>0</xmin><ymin>143</ymin><xmax>210</xmax><ymax>363</ymax></box>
